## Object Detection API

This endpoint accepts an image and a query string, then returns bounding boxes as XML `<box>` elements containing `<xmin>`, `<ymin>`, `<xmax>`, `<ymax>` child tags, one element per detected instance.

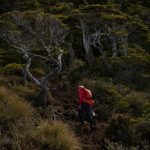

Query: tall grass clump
<box><xmin>31</xmin><ymin>121</ymin><xmax>80</xmax><ymax>150</ymax></box>
<box><xmin>105</xmin><ymin>139</ymin><xmax>138</xmax><ymax>150</ymax></box>
<box><xmin>3</xmin><ymin>63</ymin><xmax>23</xmax><ymax>75</ymax></box>
<box><xmin>0</xmin><ymin>86</ymin><xmax>35</xmax><ymax>125</ymax></box>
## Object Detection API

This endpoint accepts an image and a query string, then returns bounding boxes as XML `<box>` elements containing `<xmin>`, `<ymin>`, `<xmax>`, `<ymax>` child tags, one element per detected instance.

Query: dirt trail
<box><xmin>50</xmin><ymin>82</ymin><xmax>108</xmax><ymax>150</ymax></box>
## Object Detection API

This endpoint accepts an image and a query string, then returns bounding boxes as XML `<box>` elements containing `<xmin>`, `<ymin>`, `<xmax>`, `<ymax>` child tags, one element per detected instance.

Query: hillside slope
<box><xmin>0</xmin><ymin>0</ymin><xmax>150</xmax><ymax>150</ymax></box>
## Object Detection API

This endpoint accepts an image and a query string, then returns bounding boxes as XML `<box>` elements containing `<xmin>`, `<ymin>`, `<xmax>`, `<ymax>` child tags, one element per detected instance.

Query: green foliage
<box><xmin>71</xmin><ymin>58</ymin><xmax>85</xmax><ymax>71</ymax></box>
<box><xmin>135</xmin><ymin>121</ymin><xmax>150</xmax><ymax>142</ymax></box>
<box><xmin>105</xmin><ymin>114</ymin><xmax>132</xmax><ymax>146</ymax></box>
<box><xmin>47</xmin><ymin>2</ymin><xmax>74</xmax><ymax>14</ymax></box>
<box><xmin>105</xmin><ymin>139</ymin><xmax>138</xmax><ymax>150</ymax></box>
<box><xmin>100</xmin><ymin>12</ymin><xmax>127</xmax><ymax>21</ymax></box>
<box><xmin>126</xmin><ymin>92</ymin><xmax>149</xmax><ymax>117</ymax></box>
<box><xmin>128</xmin><ymin>15</ymin><xmax>149</xmax><ymax>51</ymax></box>
<box><xmin>129</xmin><ymin>16</ymin><xmax>149</xmax><ymax>32</ymax></box>
<box><xmin>114</xmin><ymin>85</ymin><xmax>130</xmax><ymax>97</ymax></box>
<box><xmin>77</xmin><ymin>4</ymin><xmax>119</xmax><ymax>14</ymax></box>
<box><xmin>31</xmin><ymin>68</ymin><xmax>46</xmax><ymax>77</ymax></box>
<box><xmin>69</xmin><ymin>59</ymin><xmax>86</xmax><ymax>84</ymax></box>
<box><xmin>79</xmin><ymin>78</ymin><xmax>129</xmax><ymax>112</ymax></box>
<box><xmin>108</xmin><ymin>55</ymin><xmax>150</xmax><ymax>89</ymax></box>
<box><xmin>96</xmin><ymin>104</ymin><xmax>111</xmax><ymax>121</ymax></box>
<box><xmin>0</xmin><ymin>0</ymin><xmax>39</xmax><ymax>14</ymax></box>
<box><xmin>38</xmin><ymin>0</ymin><xmax>62</xmax><ymax>5</ymax></box>
<box><xmin>0</xmin><ymin>48</ymin><xmax>5</xmax><ymax>64</ymax></box>
<box><xmin>128</xmin><ymin>44</ymin><xmax>145</xmax><ymax>55</ymax></box>
<box><xmin>3</xmin><ymin>63</ymin><xmax>23</xmax><ymax>75</ymax></box>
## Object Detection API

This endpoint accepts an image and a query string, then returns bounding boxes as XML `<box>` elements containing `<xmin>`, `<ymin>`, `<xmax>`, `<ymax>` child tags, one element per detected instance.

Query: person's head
<box><xmin>78</xmin><ymin>85</ymin><xmax>84</xmax><ymax>89</ymax></box>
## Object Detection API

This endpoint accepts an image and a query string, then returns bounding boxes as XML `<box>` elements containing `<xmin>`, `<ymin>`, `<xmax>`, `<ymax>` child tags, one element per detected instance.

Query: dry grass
<box><xmin>31</xmin><ymin>121</ymin><xmax>81</xmax><ymax>150</ymax></box>
<box><xmin>0</xmin><ymin>86</ymin><xmax>35</xmax><ymax>122</ymax></box>
<box><xmin>0</xmin><ymin>86</ymin><xmax>81</xmax><ymax>150</ymax></box>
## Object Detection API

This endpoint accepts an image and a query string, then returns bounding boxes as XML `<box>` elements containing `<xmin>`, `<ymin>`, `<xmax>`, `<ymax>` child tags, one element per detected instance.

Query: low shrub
<box><xmin>126</xmin><ymin>92</ymin><xmax>148</xmax><ymax>117</ymax></box>
<box><xmin>128</xmin><ymin>44</ymin><xmax>145</xmax><ymax>55</ymax></box>
<box><xmin>79</xmin><ymin>78</ymin><xmax>129</xmax><ymax>112</ymax></box>
<box><xmin>3</xmin><ymin>63</ymin><xmax>23</xmax><ymax>75</ymax></box>
<box><xmin>136</xmin><ymin>121</ymin><xmax>150</xmax><ymax>142</ymax></box>
<box><xmin>69</xmin><ymin>59</ymin><xmax>86</xmax><ymax>84</ymax></box>
<box><xmin>31</xmin><ymin>68</ymin><xmax>46</xmax><ymax>78</ymax></box>
<box><xmin>105</xmin><ymin>139</ymin><xmax>138</xmax><ymax>150</ymax></box>
<box><xmin>71</xmin><ymin>58</ymin><xmax>85</xmax><ymax>71</ymax></box>
<box><xmin>114</xmin><ymin>85</ymin><xmax>131</xmax><ymax>97</ymax></box>
<box><xmin>110</xmin><ymin>55</ymin><xmax>150</xmax><ymax>89</ymax></box>
<box><xmin>105</xmin><ymin>114</ymin><xmax>132</xmax><ymax>146</ymax></box>
<box><xmin>95</xmin><ymin>104</ymin><xmax>111</xmax><ymax>121</ymax></box>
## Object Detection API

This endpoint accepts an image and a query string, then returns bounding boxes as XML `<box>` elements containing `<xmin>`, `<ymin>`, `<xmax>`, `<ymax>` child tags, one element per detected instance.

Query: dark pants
<box><xmin>78</xmin><ymin>103</ymin><xmax>94</xmax><ymax>129</ymax></box>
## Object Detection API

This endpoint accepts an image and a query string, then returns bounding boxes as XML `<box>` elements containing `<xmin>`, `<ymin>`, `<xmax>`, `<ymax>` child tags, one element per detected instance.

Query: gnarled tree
<box><xmin>65</xmin><ymin>4</ymin><xmax>128</xmax><ymax>65</ymax></box>
<box><xmin>0</xmin><ymin>11</ymin><xmax>68</xmax><ymax>107</ymax></box>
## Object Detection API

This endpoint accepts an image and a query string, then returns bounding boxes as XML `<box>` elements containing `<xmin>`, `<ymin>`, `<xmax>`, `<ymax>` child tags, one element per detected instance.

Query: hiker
<box><xmin>77</xmin><ymin>85</ymin><xmax>95</xmax><ymax>130</ymax></box>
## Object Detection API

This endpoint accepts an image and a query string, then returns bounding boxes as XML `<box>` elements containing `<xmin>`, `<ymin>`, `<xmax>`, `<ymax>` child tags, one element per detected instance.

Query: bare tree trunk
<box><xmin>23</xmin><ymin>54</ymin><xmax>50</xmax><ymax>108</ymax></box>
<box><xmin>68</xmin><ymin>34</ymin><xmax>74</xmax><ymax>66</ymax></box>
<box><xmin>22</xmin><ymin>67</ymin><xmax>27</xmax><ymax>84</ymax></box>
<box><xmin>120</xmin><ymin>37</ymin><xmax>128</xmax><ymax>56</ymax></box>
<box><xmin>83</xmin><ymin>33</ymin><xmax>94</xmax><ymax>65</ymax></box>
<box><xmin>112</xmin><ymin>36</ymin><xmax>118</xmax><ymax>57</ymax></box>
<box><xmin>80</xmin><ymin>20</ymin><xmax>94</xmax><ymax>66</ymax></box>
<box><xmin>38</xmin><ymin>77</ymin><xmax>49</xmax><ymax>108</ymax></box>
<box><xmin>68</xmin><ymin>44</ymin><xmax>74</xmax><ymax>66</ymax></box>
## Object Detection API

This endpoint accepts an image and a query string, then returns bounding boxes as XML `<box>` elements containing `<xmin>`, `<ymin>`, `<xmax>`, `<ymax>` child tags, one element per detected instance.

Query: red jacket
<box><xmin>78</xmin><ymin>87</ymin><xmax>94</xmax><ymax>106</ymax></box>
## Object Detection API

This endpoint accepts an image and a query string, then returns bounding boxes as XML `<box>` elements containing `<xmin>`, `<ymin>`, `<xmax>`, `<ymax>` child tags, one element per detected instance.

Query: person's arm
<box><xmin>86</xmin><ymin>99</ymin><xmax>94</xmax><ymax>106</ymax></box>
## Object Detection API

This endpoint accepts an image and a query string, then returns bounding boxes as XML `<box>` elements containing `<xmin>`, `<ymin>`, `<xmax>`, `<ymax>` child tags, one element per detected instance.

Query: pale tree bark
<box><xmin>106</xmin><ymin>23</ymin><xmax>128</xmax><ymax>57</ymax></box>
<box><xmin>23</xmin><ymin>49</ymin><xmax>63</xmax><ymax>108</ymax></box>
<box><xmin>90</xmin><ymin>30</ymin><xmax>111</xmax><ymax>69</ymax></box>
<box><xmin>119</xmin><ymin>37</ymin><xmax>128</xmax><ymax>56</ymax></box>
<box><xmin>68</xmin><ymin>34</ymin><xmax>74</xmax><ymax>66</ymax></box>
<box><xmin>112</xmin><ymin>36</ymin><xmax>118</xmax><ymax>57</ymax></box>
<box><xmin>80</xmin><ymin>19</ymin><xmax>94</xmax><ymax>66</ymax></box>
<box><xmin>0</xmin><ymin>12</ymin><xmax>67</xmax><ymax>108</ymax></box>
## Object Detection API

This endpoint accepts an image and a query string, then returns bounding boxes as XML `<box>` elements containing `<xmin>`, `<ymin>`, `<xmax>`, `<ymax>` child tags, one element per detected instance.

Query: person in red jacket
<box><xmin>77</xmin><ymin>85</ymin><xmax>95</xmax><ymax>130</ymax></box>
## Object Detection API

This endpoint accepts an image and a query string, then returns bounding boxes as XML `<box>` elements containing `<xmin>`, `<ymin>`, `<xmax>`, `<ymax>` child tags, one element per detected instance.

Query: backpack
<box><xmin>84</xmin><ymin>88</ymin><xmax>92</xmax><ymax>99</ymax></box>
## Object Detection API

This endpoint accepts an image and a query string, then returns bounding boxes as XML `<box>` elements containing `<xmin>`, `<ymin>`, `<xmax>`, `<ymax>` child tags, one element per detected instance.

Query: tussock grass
<box><xmin>31</xmin><ymin>121</ymin><xmax>80</xmax><ymax>150</ymax></box>
<box><xmin>11</xmin><ymin>121</ymin><xmax>81</xmax><ymax>150</ymax></box>
<box><xmin>0</xmin><ymin>75</ymin><xmax>23</xmax><ymax>87</ymax></box>
<box><xmin>0</xmin><ymin>86</ymin><xmax>35</xmax><ymax>122</ymax></box>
